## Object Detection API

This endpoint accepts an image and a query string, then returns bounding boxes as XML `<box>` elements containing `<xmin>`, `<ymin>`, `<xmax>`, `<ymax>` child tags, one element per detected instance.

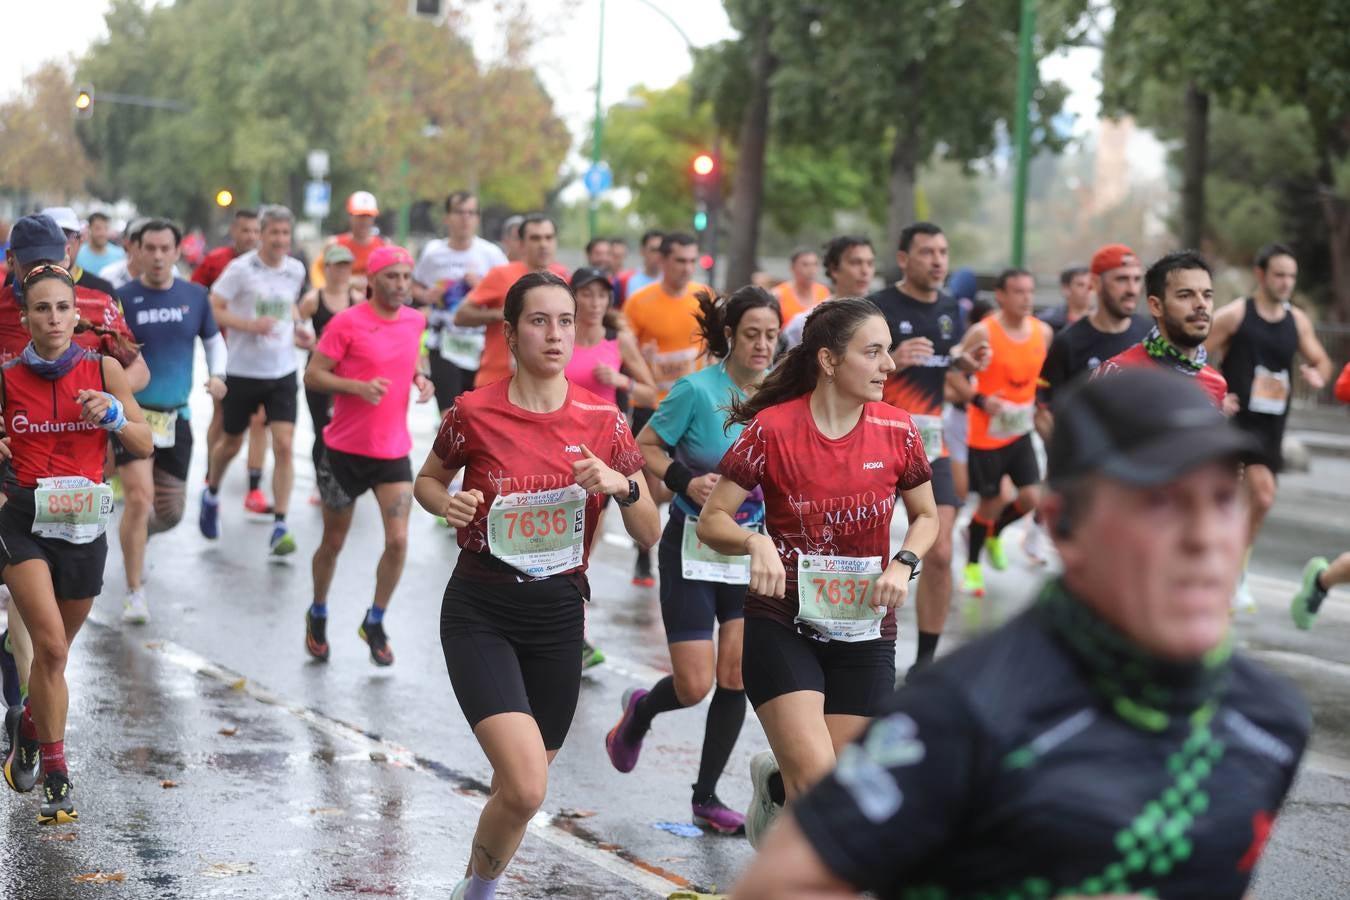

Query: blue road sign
<box><xmin>583</xmin><ymin>163</ymin><xmax>613</xmax><ymax>197</ymax></box>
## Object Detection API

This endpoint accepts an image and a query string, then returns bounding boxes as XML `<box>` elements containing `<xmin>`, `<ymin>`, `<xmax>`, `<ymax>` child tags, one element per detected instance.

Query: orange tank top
<box><xmin>968</xmin><ymin>315</ymin><xmax>1046</xmax><ymax>450</ymax></box>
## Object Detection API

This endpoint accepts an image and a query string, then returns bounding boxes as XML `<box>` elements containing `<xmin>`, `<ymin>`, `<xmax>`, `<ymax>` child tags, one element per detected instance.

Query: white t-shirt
<box><xmin>413</xmin><ymin>236</ymin><xmax>507</xmax><ymax>369</ymax></box>
<box><xmin>212</xmin><ymin>249</ymin><xmax>307</xmax><ymax>379</ymax></box>
<box><xmin>782</xmin><ymin>309</ymin><xmax>810</xmax><ymax>349</ymax></box>
<box><xmin>100</xmin><ymin>259</ymin><xmax>134</xmax><ymax>290</ymax></box>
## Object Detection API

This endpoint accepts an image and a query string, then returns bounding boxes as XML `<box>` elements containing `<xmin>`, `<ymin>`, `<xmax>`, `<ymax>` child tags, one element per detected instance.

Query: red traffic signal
<box><xmin>699</xmin><ymin>254</ymin><xmax>714</xmax><ymax>270</ymax></box>
<box><xmin>691</xmin><ymin>152</ymin><xmax>722</xmax><ymax>208</ymax></box>
<box><xmin>692</xmin><ymin>153</ymin><xmax>716</xmax><ymax>176</ymax></box>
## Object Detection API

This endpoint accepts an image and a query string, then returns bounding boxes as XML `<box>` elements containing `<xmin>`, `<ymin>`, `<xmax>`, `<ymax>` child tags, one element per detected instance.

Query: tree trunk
<box><xmin>1181</xmin><ymin>81</ymin><xmax>1209</xmax><ymax>249</ymax></box>
<box><xmin>724</xmin><ymin>13</ymin><xmax>774</xmax><ymax>293</ymax></box>
<box><xmin>1315</xmin><ymin>128</ymin><xmax>1350</xmax><ymax>321</ymax></box>
<box><xmin>884</xmin><ymin>130</ymin><xmax>919</xmax><ymax>283</ymax></box>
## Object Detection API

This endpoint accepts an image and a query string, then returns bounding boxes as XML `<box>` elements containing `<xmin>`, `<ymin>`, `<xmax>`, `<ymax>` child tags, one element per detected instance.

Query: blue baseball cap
<box><xmin>8</xmin><ymin>215</ymin><xmax>69</xmax><ymax>266</ymax></box>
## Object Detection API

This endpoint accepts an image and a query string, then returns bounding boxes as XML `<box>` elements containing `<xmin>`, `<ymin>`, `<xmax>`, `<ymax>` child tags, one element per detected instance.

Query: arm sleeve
<box><xmin>717</xmin><ymin>419</ymin><xmax>768</xmax><ymax>491</ymax></box>
<box><xmin>791</xmin><ymin>680</ymin><xmax>982</xmax><ymax>895</ymax></box>
<box><xmin>609</xmin><ymin>411</ymin><xmax>646</xmax><ymax>477</ymax></box>
<box><xmin>1037</xmin><ymin>331</ymin><xmax>1070</xmax><ymax>406</ymax></box>
<box><xmin>647</xmin><ymin>375</ymin><xmax>695</xmax><ymax>447</ymax></box>
<box><xmin>203</xmin><ymin>332</ymin><xmax>227</xmax><ymax>378</ymax></box>
<box><xmin>432</xmin><ymin>401</ymin><xmax>471</xmax><ymax>470</ymax></box>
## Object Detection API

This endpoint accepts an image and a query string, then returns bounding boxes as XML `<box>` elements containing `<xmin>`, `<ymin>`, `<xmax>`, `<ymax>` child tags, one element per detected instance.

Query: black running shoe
<box><xmin>38</xmin><ymin>770</ymin><xmax>77</xmax><ymax>825</ymax></box>
<box><xmin>3</xmin><ymin>709</ymin><xmax>39</xmax><ymax>793</ymax></box>
<box><xmin>305</xmin><ymin>609</ymin><xmax>330</xmax><ymax>661</ymax></box>
<box><xmin>358</xmin><ymin>620</ymin><xmax>394</xmax><ymax>667</ymax></box>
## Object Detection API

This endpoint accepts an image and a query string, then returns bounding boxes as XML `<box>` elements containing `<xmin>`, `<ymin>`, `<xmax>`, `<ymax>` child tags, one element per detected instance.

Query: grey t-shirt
<box><xmin>212</xmin><ymin>249</ymin><xmax>307</xmax><ymax>379</ymax></box>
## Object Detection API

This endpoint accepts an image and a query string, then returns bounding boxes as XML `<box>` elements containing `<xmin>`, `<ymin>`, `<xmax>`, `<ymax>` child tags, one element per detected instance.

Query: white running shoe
<box><xmin>1021</xmin><ymin>519</ymin><xmax>1051</xmax><ymax>567</ymax></box>
<box><xmin>122</xmin><ymin>589</ymin><xmax>151</xmax><ymax>625</ymax></box>
<box><xmin>1232</xmin><ymin>570</ymin><xmax>1257</xmax><ymax>614</ymax></box>
<box><xmin>746</xmin><ymin>749</ymin><xmax>781</xmax><ymax>849</ymax></box>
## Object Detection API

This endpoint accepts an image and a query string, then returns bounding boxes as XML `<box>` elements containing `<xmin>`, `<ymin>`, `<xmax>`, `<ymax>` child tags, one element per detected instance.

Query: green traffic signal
<box><xmin>693</xmin><ymin>211</ymin><xmax>708</xmax><ymax>231</ymax></box>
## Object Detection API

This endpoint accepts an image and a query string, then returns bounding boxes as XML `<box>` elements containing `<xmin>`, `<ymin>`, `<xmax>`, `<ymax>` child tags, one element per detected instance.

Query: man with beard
<box><xmin>1096</xmin><ymin>251</ymin><xmax>1230</xmax><ymax>411</ymax></box>
<box><xmin>1205</xmin><ymin>244</ymin><xmax>1332</xmax><ymax>612</ymax></box>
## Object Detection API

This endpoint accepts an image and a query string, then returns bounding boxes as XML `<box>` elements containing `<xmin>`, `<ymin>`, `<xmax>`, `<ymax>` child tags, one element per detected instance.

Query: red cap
<box><xmin>367</xmin><ymin>245</ymin><xmax>413</xmax><ymax>275</ymax></box>
<box><xmin>1091</xmin><ymin>243</ymin><xmax>1139</xmax><ymax>276</ymax></box>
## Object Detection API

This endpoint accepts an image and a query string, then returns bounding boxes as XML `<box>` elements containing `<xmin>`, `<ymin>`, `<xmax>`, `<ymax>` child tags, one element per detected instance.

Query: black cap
<box><xmin>8</xmin><ymin>215</ymin><xmax>68</xmax><ymax>265</ymax></box>
<box><xmin>570</xmin><ymin>266</ymin><xmax>612</xmax><ymax>293</ymax></box>
<box><xmin>1047</xmin><ymin>367</ymin><xmax>1262</xmax><ymax>488</ymax></box>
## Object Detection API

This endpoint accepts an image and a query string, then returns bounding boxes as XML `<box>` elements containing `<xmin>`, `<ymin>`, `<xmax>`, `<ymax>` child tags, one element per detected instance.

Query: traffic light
<box><xmin>74</xmin><ymin>85</ymin><xmax>93</xmax><ymax>119</ymax></box>
<box><xmin>692</xmin><ymin>210</ymin><xmax>708</xmax><ymax>232</ymax></box>
<box><xmin>691</xmin><ymin>152</ymin><xmax>721</xmax><ymax>207</ymax></box>
<box><xmin>215</xmin><ymin>189</ymin><xmax>234</xmax><ymax>208</ymax></box>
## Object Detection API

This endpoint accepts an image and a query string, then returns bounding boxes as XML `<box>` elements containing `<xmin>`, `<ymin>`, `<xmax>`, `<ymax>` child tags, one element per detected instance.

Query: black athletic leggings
<box><xmin>440</xmin><ymin>571</ymin><xmax>585</xmax><ymax>751</ymax></box>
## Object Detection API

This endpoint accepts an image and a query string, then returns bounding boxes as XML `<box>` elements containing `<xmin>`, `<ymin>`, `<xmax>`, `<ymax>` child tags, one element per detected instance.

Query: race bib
<box><xmin>253</xmin><ymin>296</ymin><xmax>292</xmax><ymax>323</ymax></box>
<box><xmin>143</xmin><ymin>409</ymin><xmax>177</xmax><ymax>449</ymax></box>
<box><xmin>989</xmin><ymin>400</ymin><xmax>1034</xmax><ymax>440</ymax></box>
<box><xmin>438</xmin><ymin>326</ymin><xmax>486</xmax><ymax>370</ymax></box>
<box><xmin>32</xmin><ymin>477</ymin><xmax>114</xmax><ymax>544</ymax></box>
<box><xmin>646</xmin><ymin>346</ymin><xmax>699</xmax><ymax>392</ymax></box>
<box><xmin>1248</xmin><ymin>365</ymin><xmax>1290</xmax><ymax>416</ymax></box>
<box><xmin>681</xmin><ymin>516</ymin><xmax>751</xmax><ymax>584</ymax></box>
<box><xmin>912</xmin><ymin>414</ymin><xmax>944</xmax><ymax>462</ymax></box>
<box><xmin>795</xmin><ymin>554</ymin><xmax>884</xmax><ymax>642</ymax></box>
<box><xmin>487</xmin><ymin>484</ymin><xmax>587</xmax><ymax>577</ymax></box>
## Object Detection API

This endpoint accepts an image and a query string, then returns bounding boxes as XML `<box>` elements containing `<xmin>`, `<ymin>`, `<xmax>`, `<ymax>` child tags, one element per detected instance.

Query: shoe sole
<box><xmin>631</xmin><ymin>577</ymin><xmax>655</xmax><ymax>588</ymax></box>
<box><xmin>746</xmin><ymin>751</ymin><xmax>779</xmax><ymax>849</ymax></box>
<box><xmin>4</xmin><ymin>756</ymin><xmax>39</xmax><ymax>793</ymax></box>
<box><xmin>693</xmin><ymin>812</ymin><xmax>746</xmax><ymax>835</ymax></box>
<box><xmin>37</xmin><ymin>808</ymin><xmax>78</xmax><ymax>825</ymax></box>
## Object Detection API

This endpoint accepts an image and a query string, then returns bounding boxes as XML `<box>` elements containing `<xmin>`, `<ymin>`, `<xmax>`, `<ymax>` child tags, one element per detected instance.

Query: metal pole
<box><xmin>1011</xmin><ymin>0</ymin><xmax>1037</xmax><ymax>268</ymax></box>
<box><xmin>589</xmin><ymin>0</ymin><xmax>607</xmax><ymax>241</ymax></box>
<box><xmin>706</xmin><ymin>131</ymin><xmax>721</xmax><ymax>288</ymax></box>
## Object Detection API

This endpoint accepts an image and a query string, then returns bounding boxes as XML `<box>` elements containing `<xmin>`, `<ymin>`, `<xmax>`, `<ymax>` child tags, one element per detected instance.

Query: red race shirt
<box><xmin>432</xmin><ymin>378</ymin><xmax>644</xmax><ymax>588</ymax></box>
<box><xmin>0</xmin><ymin>284</ymin><xmax>137</xmax><ymax>367</ymax></box>
<box><xmin>717</xmin><ymin>394</ymin><xmax>933</xmax><ymax>640</ymax></box>
<box><xmin>1096</xmin><ymin>343</ymin><xmax>1228</xmax><ymax>409</ymax></box>
<box><xmin>466</xmin><ymin>261</ymin><xmax>571</xmax><ymax>389</ymax></box>
<box><xmin>2</xmin><ymin>352</ymin><xmax>109</xmax><ymax>489</ymax></box>
<box><xmin>192</xmin><ymin>245</ymin><xmax>241</xmax><ymax>288</ymax></box>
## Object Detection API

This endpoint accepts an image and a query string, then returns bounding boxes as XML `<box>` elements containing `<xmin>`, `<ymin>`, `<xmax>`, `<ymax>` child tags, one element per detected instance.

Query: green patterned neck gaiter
<box><xmin>1142</xmin><ymin>325</ymin><xmax>1206</xmax><ymax>373</ymax></box>
<box><xmin>1037</xmin><ymin>579</ymin><xmax>1231</xmax><ymax>732</ymax></box>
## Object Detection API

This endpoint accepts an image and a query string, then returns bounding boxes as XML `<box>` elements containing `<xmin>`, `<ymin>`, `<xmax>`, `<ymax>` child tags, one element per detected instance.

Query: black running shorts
<box><xmin>967</xmin><ymin>434</ymin><xmax>1040</xmax><ymax>498</ymax></box>
<box><xmin>0</xmin><ymin>502</ymin><xmax>108</xmax><ymax>601</ymax></box>
<box><xmin>316</xmin><ymin>447</ymin><xmax>412</xmax><ymax>510</ymax></box>
<box><xmin>440</xmin><ymin>574</ymin><xmax>585</xmax><ymax>751</ymax></box>
<box><xmin>222</xmin><ymin>372</ymin><xmax>298</xmax><ymax>434</ymax></box>
<box><xmin>741</xmin><ymin>615</ymin><xmax>896</xmax><ymax>717</ymax></box>
<box><xmin>657</xmin><ymin>508</ymin><xmax>746</xmax><ymax>643</ymax></box>
<box><xmin>114</xmin><ymin>412</ymin><xmax>193</xmax><ymax>482</ymax></box>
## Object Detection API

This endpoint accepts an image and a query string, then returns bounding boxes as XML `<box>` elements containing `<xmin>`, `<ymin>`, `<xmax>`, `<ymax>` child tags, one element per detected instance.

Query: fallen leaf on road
<box><xmin>557</xmin><ymin>808</ymin><xmax>597</xmax><ymax>819</ymax></box>
<box><xmin>229</xmin><ymin>678</ymin><xmax>246</xmax><ymax>692</ymax></box>
<box><xmin>658</xmin><ymin>856</ymin><xmax>688</xmax><ymax>863</ymax></box>
<box><xmin>200</xmin><ymin>861</ymin><xmax>255</xmax><ymax>878</ymax></box>
<box><xmin>218</xmin><ymin>727</ymin><xmax>238</xmax><ymax>736</ymax></box>
<box><xmin>309</xmin><ymin>807</ymin><xmax>345</xmax><ymax>816</ymax></box>
<box><xmin>72</xmin><ymin>872</ymin><xmax>126</xmax><ymax>884</ymax></box>
<box><xmin>160</xmin><ymin>780</ymin><xmax>178</xmax><ymax>789</ymax></box>
<box><xmin>368</xmin><ymin>751</ymin><xmax>387</xmax><ymax>762</ymax></box>
<box><xmin>40</xmin><ymin>831</ymin><xmax>78</xmax><ymax>842</ymax></box>
<box><xmin>144</xmin><ymin>641</ymin><xmax>162</xmax><ymax>650</ymax></box>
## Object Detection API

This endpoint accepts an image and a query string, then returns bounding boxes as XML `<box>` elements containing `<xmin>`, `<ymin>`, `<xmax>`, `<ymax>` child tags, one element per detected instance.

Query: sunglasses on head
<box><xmin>22</xmin><ymin>263</ymin><xmax>73</xmax><ymax>285</ymax></box>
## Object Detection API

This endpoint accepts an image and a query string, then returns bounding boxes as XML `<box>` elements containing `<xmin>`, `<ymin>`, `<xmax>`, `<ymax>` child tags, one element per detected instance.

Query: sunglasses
<box><xmin>22</xmin><ymin>263</ymin><xmax>73</xmax><ymax>285</ymax></box>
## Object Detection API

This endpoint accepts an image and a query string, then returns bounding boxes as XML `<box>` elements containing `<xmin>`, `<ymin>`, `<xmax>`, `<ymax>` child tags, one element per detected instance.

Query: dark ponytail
<box><xmin>694</xmin><ymin>285</ymin><xmax>780</xmax><ymax>360</ymax></box>
<box><xmin>726</xmin><ymin>296</ymin><xmax>882</xmax><ymax>427</ymax></box>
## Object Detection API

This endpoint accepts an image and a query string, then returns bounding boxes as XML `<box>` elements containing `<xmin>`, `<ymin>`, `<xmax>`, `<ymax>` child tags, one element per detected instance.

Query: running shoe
<box><xmin>449</xmin><ymin>878</ymin><xmax>470</xmax><ymax>900</ymax></box>
<box><xmin>4</xmin><ymin>708</ymin><xmax>40</xmax><ymax>793</ymax></box>
<box><xmin>745</xmin><ymin>750</ymin><xmax>780</xmax><ymax>849</ymax></box>
<box><xmin>198</xmin><ymin>487</ymin><xmax>220</xmax><ymax>539</ymax></box>
<box><xmin>1291</xmin><ymin>557</ymin><xmax>1329</xmax><ymax>631</ymax></box>
<box><xmin>244</xmin><ymin>489</ymin><xmax>272</xmax><ymax>515</ymax></box>
<box><xmin>122</xmin><ymin>589</ymin><xmax>150</xmax><ymax>625</ymax></box>
<box><xmin>962</xmin><ymin>562</ymin><xmax>986</xmax><ymax>597</ymax></box>
<box><xmin>305</xmin><ymin>608</ymin><xmax>330</xmax><ymax>661</ymax></box>
<box><xmin>692</xmin><ymin>794</ymin><xmax>746</xmax><ymax>835</ymax></box>
<box><xmin>358</xmin><ymin>620</ymin><xmax>394</xmax><ymax>667</ymax></box>
<box><xmin>604</xmin><ymin>687</ymin><xmax>648</xmax><ymax>773</ymax></box>
<box><xmin>986</xmin><ymin>535</ymin><xmax>1008</xmax><ymax>571</ymax></box>
<box><xmin>1232</xmin><ymin>569</ymin><xmax>1257</xmax><ymax>615</ymax></box>
<box><xmin>632</xmin><ymin>550</ymin><xmax>655</xmax><ymax>588</ymax></box>
<box><xmin>269</xmin><ymin>523</ymin><xmax>297</xmax><ymax>557</ymax></box>
<box><xmin>1021</xmin><ymin>519</ymin><xmax>1050</xmax><ymax>566</ymax></box>
<box><xmin>37</xmin><ymin>770</ymin><xmax>77</xmax><ymax>825</ymax></box>
<box><xmin>581</xmin><ymin>641</ymin><xmax>606</xmax><ymax>669</ymax></box>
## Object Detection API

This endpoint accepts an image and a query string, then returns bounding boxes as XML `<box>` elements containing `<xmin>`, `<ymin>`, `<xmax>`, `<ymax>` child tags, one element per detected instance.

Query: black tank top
<box><xmin>312</xmin><ymin>289</ymin><xmax>353</xmax><ymax>339</ymax></box>
<box><xmin>1220</xmin><ymin>297</ymin><xmax>1299</xmax><ymax>421</ymax></box>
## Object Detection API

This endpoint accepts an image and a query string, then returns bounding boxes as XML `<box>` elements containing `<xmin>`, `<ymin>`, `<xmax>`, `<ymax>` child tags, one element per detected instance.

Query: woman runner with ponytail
<box><xmin>413</xmin><ymin>271</ymin><xmax>660</xmax><ymax>900</ymax></box>
<box><xmin>0</xmin><ymin>264</ymin><xmax>151</xmax><ymax>824</ymax></box>
<box><xmin>696</xmin><ymin>297</ymin><xmax>939</xmax><ymax>847</ymax></box>
<box><xmin>604</xmin><ymin>285</ymin><xmax>780</xmax><ymax>834</ymax></box>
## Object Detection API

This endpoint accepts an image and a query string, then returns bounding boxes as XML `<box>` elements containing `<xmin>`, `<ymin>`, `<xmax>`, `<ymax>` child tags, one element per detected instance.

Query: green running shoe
<box><xmin>962</xmin><ymin>562</ymin><xmax>986</xmax><ymax>597</ymax></box>
<box><xmin>581</xmin><ymin>641</ymin><xmax>606</xmax><ymax>669</ymax></box>
<box><xmin>986</xmin><ymin>535</ymin><xmax>1008</xmax><ymax>571</ymax></box>
<box><xmin>1291</xmin><ymin>557</ymin><xmax>1329</xmax><ymax>631</ymax></box>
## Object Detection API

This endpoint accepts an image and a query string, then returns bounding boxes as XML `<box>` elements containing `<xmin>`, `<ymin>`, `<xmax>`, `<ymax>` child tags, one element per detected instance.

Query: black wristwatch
<box><xmin>616</xmin><ymin>479</ymin><xmax>641</xmax><ymax>508</ymax></box>
<box><xmin>892</xmin><ymin>549</ymin><xmax>921</xmax><ymax>580</ymax></box>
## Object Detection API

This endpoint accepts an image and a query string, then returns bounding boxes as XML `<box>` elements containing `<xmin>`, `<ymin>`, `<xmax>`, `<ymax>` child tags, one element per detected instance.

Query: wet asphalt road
<box><xmin>3</xmin><ymin>392</ymin><xmax>1350</xmax><ymax>899</ymax></box>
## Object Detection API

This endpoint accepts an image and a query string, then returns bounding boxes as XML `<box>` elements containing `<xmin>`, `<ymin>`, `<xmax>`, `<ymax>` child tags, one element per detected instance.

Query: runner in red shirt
<box><xmin>1096</xmin><ymin>250</ymin><xmax>1231</xmax><ymax>411</ymax></box>
<box><xmin>0</xmin><ymin>263</ymin><xmax>152</xmax><ymax>824</ymax></box>
<box><xmin>695</xmin><ymin>296</ymin><xmax>939</xmax><ymax>848</ymax></box>
<box><xmin>413</xmin><ymin>270</ymin><xmax>659</xmax><ymax>899</ymax></box>
<box><xmin>191</xmin><ymin>208</ymin><xmax>260</xmax><ymax>289</ymax></box>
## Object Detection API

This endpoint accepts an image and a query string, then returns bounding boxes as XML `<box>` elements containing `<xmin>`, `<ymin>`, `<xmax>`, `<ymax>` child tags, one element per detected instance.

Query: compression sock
<box><xmin>625</xmin><ymin>675</ymin><xmax>683</xmax><ymax>741</ymax></box>
<box><xmin>993</xmin><ymin>500</ymin><xmax>1031</xmax><ymax>536</ymax></box>
<box><xmin>692</xmin><ymin>687</ymin><xmax>747</xmax><ymax>801</ymax></box>
<box><xmin>914</xmin><ymin>630</ymin><xmax>941</xmax><ymax>667</ymax></box>
<box><xmin>39</xmin><ymin>740</ymin><xmax>67</xmax><ymax>777</ymax></box>
<box><xmin>464</xmin><ymin>871</ymin><xmax>499</xmax><ymax>900</ymax></box>
<box><xmin>308</xmin><ymin>602</ymin><xmax>328</xmax><ymax>619</ymax></box>
<box><xmin>767</xmin><ymin>770</ymin><xmax>786</xmax><ymax>806</ymax></box>
<box><xmin>248</xmin><ymin>469</ymin><xmax>262</xmax><ymax>492</ymax></box>
<box><xmin>365</xmin><ymin>605</ymin><xmax>385</xmax><ymax>626</ymax></box>
<box><xmin>968</xmin><ymin>516</ymin><xmax>994</xmax><ymax>566</ymax></box>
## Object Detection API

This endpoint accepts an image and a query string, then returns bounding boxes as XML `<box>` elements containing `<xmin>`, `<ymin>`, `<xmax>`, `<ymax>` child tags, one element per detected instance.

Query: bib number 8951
<box><xmin>48</xmin><ymin>492</ymin><xmax>97</xmax><ymax>516</ymax></box>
